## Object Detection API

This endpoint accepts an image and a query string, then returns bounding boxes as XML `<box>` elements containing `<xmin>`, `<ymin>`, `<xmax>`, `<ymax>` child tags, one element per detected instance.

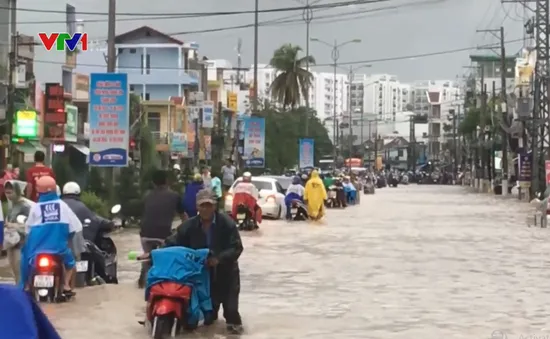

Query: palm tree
<box><xmin>269</xmin><ymin>44</ymin><xmax>315</xmax><ymax>109</ymax></box>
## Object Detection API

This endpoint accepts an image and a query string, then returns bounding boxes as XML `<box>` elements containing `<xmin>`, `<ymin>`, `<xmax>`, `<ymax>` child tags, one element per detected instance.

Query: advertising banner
<box><xmin>202</xmin><ymin>101</ymin><xmax>214</xmax><ymax>128</ymax></box>
<box><xmin>14</xmin><ymin>110</ymin><xmax>38</xmax><ymax>139</ymax></box>
<box><xmin>299</xmin><ymin>138</ymin><xmax>314</xmax><ymax>169</ymax></box>
<box><xmin>243</xmin><ymin>117</ymin><xmax>265</xmax><ymax>168</ymax></box>
<box><xmin>171</xmin><ymin>132</ymin><xmax>187</xmax><ymax>153</ymax></box>
<box><xmin>64</xmin><ymin>104</ymin><xmax>78</xmax><ymax>142</ymax></box>
<box><xmin>545</xmin><ymin>160</ymin><xmax>550</xmax><ymax>186</ymax></box>
<box><xmin>518</xmin><ymin>151</ymin><xmax>532</xmax><ymax>188</ymax></box>
<box><xmin>88</xmin><ymin>73</ymin><xmax>129</xmax><ymax>167</ymax></box>
<box><xmin>187</xmin><ymin>118</ymin><xmax>195</xmax><ymax>158</ymax></box>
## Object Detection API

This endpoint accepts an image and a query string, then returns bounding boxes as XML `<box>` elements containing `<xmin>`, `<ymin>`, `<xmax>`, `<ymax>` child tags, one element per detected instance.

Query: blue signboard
<box><xmin>299</xmin><ymin>138</ymin><xmax>314</xmax><ymax>168</ymax></box>
<box><xmin>243</xmin><ymin>117</ymin><xmax>265</xmax><ymax>168</ymax></box>
<box><xmin>88</xmin><ymin>73</ymin><xmax>129</xmax><ymax>167</ymax></box>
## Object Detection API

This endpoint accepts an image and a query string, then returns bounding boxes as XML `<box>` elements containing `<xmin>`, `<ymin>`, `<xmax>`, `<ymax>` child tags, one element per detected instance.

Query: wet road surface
<box><xmin>2</xmin><ymin>185</ymin><xmax>548</xmax><ymax>338</ymax></box>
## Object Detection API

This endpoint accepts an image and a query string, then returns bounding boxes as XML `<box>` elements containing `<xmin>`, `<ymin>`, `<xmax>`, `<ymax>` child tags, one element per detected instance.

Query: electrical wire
<box><xmin>0</xmin><ymin>0</ymin><xmax>388</xmax><ymax>17</ymax></box>
<box><xmin>29</xmin><ymin>37</ymin><xmax>524</xmax><ymax>69</ymax></box>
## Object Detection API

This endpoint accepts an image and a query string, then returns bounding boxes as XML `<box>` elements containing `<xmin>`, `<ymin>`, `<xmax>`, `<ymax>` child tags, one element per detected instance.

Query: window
<box><xmin>398</xmin><ymin>149</ymin><xmax>404</xmax><ymax>157</ymax></box>
<box><xmin>275</xmin><ymin>182</ymin><xmax>285</xmax><ymax>194</ymax></box>
<box><xmin>252</xmin><ymin>180</ymin><xmax>273</xmax><ymax>191</ymax></box>
<box><xmin>145</xmin><ymin>93</ymin><xmax>150</xmax><ymax>101</ymax></box>
<box><xmin>146</xmin><ymin>54</ymin><xmax>151</xmax><ymax>74</ymax></box>
<box><xmin>130</xmin><ymin>48</ymin><xmax>136</xmax><ymax>54</ymax></box>
<box><xmin>130</xmin><ymin>85</ymin><xmax>135</xmax><ymax>91</ymax></box>
<box><xmin>147</xmin><ymin>112</ymin><xmax>161</xmax><ymax>132</ymax></box>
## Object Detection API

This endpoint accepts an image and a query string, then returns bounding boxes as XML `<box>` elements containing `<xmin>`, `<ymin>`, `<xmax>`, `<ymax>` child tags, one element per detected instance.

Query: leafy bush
<box><xmin>80</xmin><ymin>191</ymin><xmax>108</xmax><ymax>217</ymax></box>
<box><xmin>52</xmin><ymin>156</ymin><xmax>74</xmax><ymax>188</ymax></box>
<box><xmin>88</xmin><ymin>167</ymin><xmax>106</xmax><ymax>199</ymax></box>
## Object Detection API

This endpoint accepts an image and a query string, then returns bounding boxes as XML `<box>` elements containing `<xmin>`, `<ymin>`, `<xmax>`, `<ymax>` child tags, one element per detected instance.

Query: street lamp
<box><xmin>311</xmin><ymin>37</ymin><xmax>361</xmax><ymax>163</ymax></box>
<box><xmin>344</xmin><ymin>64</ymin><xmax>371</xmax><ymax>165</ymax></box>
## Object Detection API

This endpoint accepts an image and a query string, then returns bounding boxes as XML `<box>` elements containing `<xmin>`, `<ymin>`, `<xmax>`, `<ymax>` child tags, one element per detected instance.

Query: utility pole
<box><xmin>106</xmin><ymin>0</ymin><xmax>117</xmax><ymax>202</ymax></box>
<box><xmin>347</xmin><ymin>66</ymin><xmax>353</xmax><ymax>163</ymax></box>
<box><xmin>481</xmin><ymin>82</ymin><xmax>488</xmax><ymax>192</ymax></box>
<box><xmin>302</xmin><ymin>0</ymin><xmax>314</xmax><ymax>137</ymax></box>
<box><xmin>408</xmin><ymin>114</ymin><xmax>416</xmax><ymax>170</ymax></box>
<box><xmin>236</xmin><ymin>38</ymin><xmax>242</xmax><ymax>85</ymax></box>
<box><xmin>499</xmin><ymin>26</ymin><xmax>509</xmax><ymax>196</ymax></box>
<box><xmin>5</xmin><ymin>0</ymin><xmax>17</xmax><ymax>167</ymax></box>
<box><xmin>252</xmin><ymin>0</ymin><xmax>259</xmax><ymax>113</ymax></box>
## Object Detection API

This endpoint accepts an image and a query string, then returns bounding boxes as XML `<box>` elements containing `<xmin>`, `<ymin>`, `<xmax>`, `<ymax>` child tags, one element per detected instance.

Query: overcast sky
<box><xmin>16</xmin><ymin>0</ymin><xmax>527</xmax><ymax>83</ymax></box>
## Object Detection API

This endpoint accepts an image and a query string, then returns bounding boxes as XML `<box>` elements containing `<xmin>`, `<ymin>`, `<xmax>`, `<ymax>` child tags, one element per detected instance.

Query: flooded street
<box><xmin>3</xmin><ymin>185</ymin><xmax>550</xmax><ymax>338</ymax></box>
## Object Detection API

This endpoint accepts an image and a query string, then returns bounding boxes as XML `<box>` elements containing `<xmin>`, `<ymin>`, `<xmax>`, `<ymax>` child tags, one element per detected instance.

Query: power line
<box><xmin>29</xmin><ymin>37</ymin><xmax>524</xmax><ymax>69</ymax></box>
<box><xmin>0</xmin><ymin>0</ymin><xmax>388</xmax><ymax>17</ymax></box>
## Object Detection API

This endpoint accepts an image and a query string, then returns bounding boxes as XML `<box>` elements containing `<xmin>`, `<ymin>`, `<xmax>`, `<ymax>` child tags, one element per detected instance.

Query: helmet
<box><xmin>193</xmin><ymin>173</ymin><xmax>202</xmax><ymax>182</ymax></box>
<box><xmin>242</xmin><ymin>172</ymin><xmax>252</xmax><ymax>182</ymax></box>
<box><xmin>301</xmin><ymin>174</ymin><xmax>308</xmax><ymax>180</ymax></box>
<box><xmin>36</xmin><ymin>176</ymin><xmax>57</xmax><ymax>194</ymax></box>
<box><xmin>63</xmin><ymin>182</ymin><xmax>81</xmax><ymax>195</ymax></box>
<box><xmin>173</xmin><ymin>164</ymin><xmax>181</xmax><ymax>171</ymax></box>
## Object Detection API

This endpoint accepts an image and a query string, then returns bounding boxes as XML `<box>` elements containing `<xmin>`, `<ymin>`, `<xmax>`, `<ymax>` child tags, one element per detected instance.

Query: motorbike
<box><xmin>289</xmin><ymin>199</ymin><xmax>308</xmax><ymax>221</ymax></box>
<box><xmin>235</xmin><ymin>203</ymin><xmax>258</xmax><ymax>231</ymax></box>
<box><xmin>388</xmin><ymin>174</ymin><xmax>399</xmax><ymax>187</ymax></box>
<box><xmin>376</xmin><ymin>175</ymin><xmax>387</xmax><ymax>188</ymax></box>
<box><xmin>140</xmin><ymin>252</ymin><xmax>199</xmax><ymax>338</ymax></box>
<box><xmin>401</xmin><ymin>174</ymin><xmax>409</xmax><ymax>185</ymax></box>
<box><xmin>76</xmin><ymin>204</ymin><xmax>121</xmax><ymax>287</ymax></box>
<box><xmin>325</xmin><ymin>186</ymin><xmax>339</xmax><ymax>208</ymax></box>
<box><xmin>20</xmin><ymin>214</ymin><xmax>69</xmax><ymax>303</ymax></box>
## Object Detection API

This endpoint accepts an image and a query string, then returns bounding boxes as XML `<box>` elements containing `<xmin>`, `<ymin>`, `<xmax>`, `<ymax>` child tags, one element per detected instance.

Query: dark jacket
<box><xmin>141</xmin><ymin>186</ymin><xmax>183</xmax><ymax>239</ymax></box>
<box><xmin>62</xmin><ymin>195</ymin><xmax>114</xmax><ymax>242</ymax></box>
<box><xmin>165</xmin><ymin>212</ymin><xmax>243</xmax><ymax>278</ymax></box>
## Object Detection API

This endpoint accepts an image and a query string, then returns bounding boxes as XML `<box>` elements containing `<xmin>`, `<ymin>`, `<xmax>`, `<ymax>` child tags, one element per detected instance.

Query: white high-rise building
<box><xmin>410</xmin><ymin>80</ymin><xmax>461</xmax><ymax>117</ymax></box>
<box><xmin>221</xmin><ymin>65</ymin><xmax>349</xmax><ymax>119</ymax></box>
<box><xmin>350</xmin><ymin>74</ymin><xmax>411</xmax><ymax>121</ymax></box>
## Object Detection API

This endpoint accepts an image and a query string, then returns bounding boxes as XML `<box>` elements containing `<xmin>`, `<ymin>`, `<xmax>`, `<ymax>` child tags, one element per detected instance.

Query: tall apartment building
<box><xmin>222</xmin><ymin>64</ymin><xmax>349</xmax><ymax>120</ymax></box>
<box><xmin>350</xmin><ymin>74</ymin><xmax>411</xmax><ymax>121</ymax></box>
<box><xmin>410</xmin><ymin>80</ymin><xmax>461</xmax><ymax>116</ymax></box>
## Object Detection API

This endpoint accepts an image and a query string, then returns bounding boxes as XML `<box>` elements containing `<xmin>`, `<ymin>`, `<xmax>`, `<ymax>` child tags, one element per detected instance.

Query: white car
<box><xmin>224</xmin><ymin>176</ymin><xmax>286</xmax><ymax>219</ymax></box>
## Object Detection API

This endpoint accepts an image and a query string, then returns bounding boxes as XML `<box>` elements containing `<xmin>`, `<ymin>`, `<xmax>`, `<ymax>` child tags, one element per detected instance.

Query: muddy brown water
<box><xmin>1</xmin><ymin>186</ymin><xmax>549</xmax><ymax>338</ymax></box>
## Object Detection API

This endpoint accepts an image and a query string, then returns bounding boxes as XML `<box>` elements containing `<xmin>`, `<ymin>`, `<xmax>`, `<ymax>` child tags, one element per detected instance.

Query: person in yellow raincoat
<box><xmin>304</xmin><ymin>170</ymin><xmax>327</xmax><ymax>220</ymax></box>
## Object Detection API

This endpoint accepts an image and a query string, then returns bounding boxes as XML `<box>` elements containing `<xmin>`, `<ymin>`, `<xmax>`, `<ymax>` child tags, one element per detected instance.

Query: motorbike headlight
<box><xmin>226</xmin><ymin>194</ymin><xmax>233</xmax><ymax>201</ymax></box>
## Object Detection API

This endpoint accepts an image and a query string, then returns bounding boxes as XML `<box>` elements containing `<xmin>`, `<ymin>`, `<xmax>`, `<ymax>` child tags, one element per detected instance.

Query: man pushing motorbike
<box><xmin>156</xmin><ymin>189</ymin><xmax>244</xmax><ymax>334</ymax></box>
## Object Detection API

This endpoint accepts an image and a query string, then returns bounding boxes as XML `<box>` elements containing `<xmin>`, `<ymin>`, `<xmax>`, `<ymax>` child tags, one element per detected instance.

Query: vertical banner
<box><xmin>187</xmin><ymin>118</ymin><xmax>195</xmax><ymax>158</ymax></box>
<box><xmin>243</xmin><ymin>117</ymin><xmax>265</xmax><ymax>168</ymax></box>
<box><xmin>299</xmin><ymin>138</ymin><xmax>315</xmax><ymax>169</ymax></box>
<box><xmin>202</xmin><ymin>101</ymin><xmax>214</xmax><ymax>128</ymax></box>
<box><xmin>89</xmin><ymin>73</ymin><xmax>129</xmax><ymax>167</ymax></box>
<box><xmin>170</xmin><ymin>132</ymin><xmax>188</xmax><ymax>154</ymax></box>
<box><xmin>518</xmin><ymin>151</ymin><xmax>532</xmax><ymax>188</ymax></box>
<box><xmin>64</xmin><ymin>104</ymin><xmax>78</xmax><ymax>142</ymax></box>
<box><xmin>227</xmin><ymin>92</ymin><xmax>238</xmax><ymax>112</ymax></box>
<box><xmin>204</xmin><ymin>135</ymin><xmax>212</xmax><ymax>160</ymax></box>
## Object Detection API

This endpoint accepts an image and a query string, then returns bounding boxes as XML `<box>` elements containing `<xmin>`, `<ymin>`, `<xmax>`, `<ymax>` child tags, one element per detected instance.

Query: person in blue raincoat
<box><xmin>284</xmin><ymin>176</ymin><xmax>305</xmax><ymax>220</ymax></box>
<box><xmin>182</xmin><ymin>174</ymin><xmax>204</xmax><ymax>218</ymax></box>
<box><xmin>0</xmin><ymin>283</ymin><xmax>62</xmax><ymax>338</ymax></box>
<box><xmin>20</xmin><ymin>176</ymin><xmax>83</xmax><ymax>297</ymax></box>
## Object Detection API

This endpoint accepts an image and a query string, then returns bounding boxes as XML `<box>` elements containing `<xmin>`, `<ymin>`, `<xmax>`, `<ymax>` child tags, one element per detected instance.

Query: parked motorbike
<box><xmin>235</xmin><ymin>204</ymin><xmax>258</xmax><ymax>231</ymax></box>
<box><xmin>376</xmin><ymin>175</ymin><xmax>387</xmax><ymax>188</ymax></box>
<box><xmin>289</xmin><ymin>199</ymin><xmax>308</xmax><ymax>221</ymax></box>
<box><xmin>76</xmin><ymin>204</ymin><xmax>121</xmax><ymax>287</ymax></box>
<box><xmin>401</xmin><ymin>174</ymin><xmax>409</xmax><ymax>185</ymax></box>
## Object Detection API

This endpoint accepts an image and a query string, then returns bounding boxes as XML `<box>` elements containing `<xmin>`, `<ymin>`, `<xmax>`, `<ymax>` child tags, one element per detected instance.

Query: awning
<box><xmin>16</xmin><ymin>141</ymin><xmax>46</xmax><ymax>163</ymax></box>
<box><xmin>71</xmin><ymin>144</ymin><xmax>90</xmax><ymax>156</ymax></box>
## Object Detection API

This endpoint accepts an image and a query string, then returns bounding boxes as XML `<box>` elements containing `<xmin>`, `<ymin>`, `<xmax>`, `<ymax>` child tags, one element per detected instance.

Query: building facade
<box><xmin>350</xmin><ymin>74</ymin><xmax>411</xmax><ymax>122</ymax></box>
<box><xmin>76</xmin><ymin>26</ymin><xmax>199</xmax><ymax>101</ymax></box>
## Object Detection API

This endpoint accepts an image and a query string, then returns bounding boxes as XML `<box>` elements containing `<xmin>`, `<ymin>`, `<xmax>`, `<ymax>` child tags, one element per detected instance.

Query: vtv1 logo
<box><xmin>38</xmin><ymin>32</ymin><xmax>88</xmax><ymax>51</ymax></box>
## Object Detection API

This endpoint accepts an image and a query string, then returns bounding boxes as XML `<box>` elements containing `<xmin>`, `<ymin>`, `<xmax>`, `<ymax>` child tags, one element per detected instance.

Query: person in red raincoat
<box><xmin>231</xmin><ymin>172</ymin><xmax>262</xmax><ymax>223</ymax></box>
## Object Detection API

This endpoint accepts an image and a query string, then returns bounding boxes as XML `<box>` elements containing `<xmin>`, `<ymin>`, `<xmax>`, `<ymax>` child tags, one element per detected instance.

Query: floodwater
<box><xmin>2</xmin><ymin>185</ymin><xmax>549</xmax><ymax>338</ymax></box>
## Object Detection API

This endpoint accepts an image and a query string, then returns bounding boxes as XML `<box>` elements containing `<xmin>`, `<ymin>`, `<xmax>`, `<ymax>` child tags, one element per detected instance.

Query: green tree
<box><xmin>258</xmin><ymin>107</ymin><xmax>332</xmax><ymax>172</ymax></box>
<box><xmin>269</xmin><ymin>44</ymin><xmax>315</xmax><ymax>108</ymax></box>
<box><xmin>52</xmin><ymin>156</ymin><xmax>74</xmax><ymax>189</ymax></box>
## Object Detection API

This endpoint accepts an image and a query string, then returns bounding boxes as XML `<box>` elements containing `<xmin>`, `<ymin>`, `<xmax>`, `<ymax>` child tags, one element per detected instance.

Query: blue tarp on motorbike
<box><xmin>0</xmin><ymin>284</ymin><xmax>62</xmax><ymax>339</ymax></box>
<box><xmin>146</xmin><ymin>247</ymin><xmax>212</xmax><ymax>324</ymax></box>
